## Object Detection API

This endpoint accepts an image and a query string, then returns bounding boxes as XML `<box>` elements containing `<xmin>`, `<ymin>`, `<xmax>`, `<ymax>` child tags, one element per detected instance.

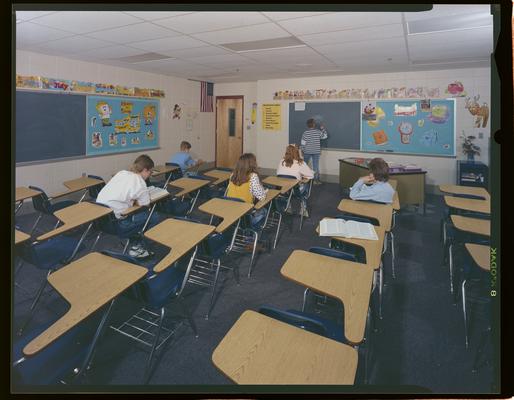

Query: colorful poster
<box><xmin>361</xmin><ymin>99</ymin><xmax>455</xmax><ymax>156</ymax></box>
<box><xmin>87</xmin><ymin>95</ymin><xmax>159</xmax><ymax>156</ymax></box>
<box><xmin>262</xmin><ymin>104</ymin><xmax>281</xmax><ymax>131</ymax></box>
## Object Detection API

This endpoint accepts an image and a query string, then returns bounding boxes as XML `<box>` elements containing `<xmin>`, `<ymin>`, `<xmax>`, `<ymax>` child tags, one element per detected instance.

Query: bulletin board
<box><xmin>360</xmin><ymin>99</ymin><xmax>455</xmax><ymax>156</ymax></box>
<box><xmin>86</xmin><ymin>95</ymin><xmax>159</xmax><ymax>156</ymax></box>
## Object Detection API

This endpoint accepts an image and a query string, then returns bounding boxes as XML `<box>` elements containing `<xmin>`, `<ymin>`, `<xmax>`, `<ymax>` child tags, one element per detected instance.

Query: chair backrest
<box><xmin>28</xmin><ymin>186</ymin><xmax>52</xmax><ymax>214</ymax></box>
<box><xmin>221</xmin><ymin>196</ymin><xmax>245</xmax><ymax>203</ymax></box>
<box><xmin>335</xmin><ymin>212</ymin><xmax>378</xmax><ymax>226</ymax></box>
<box><xmin>86</xmin><ymin>175</ymin><xmax>105</xmax><ymax>199</ymax></box>
<box><xmin>166</xmin><ymin>162</ymin><xmax>183</xmax><ymax>180</ymax></box>
<box><xmin>308</xmin><ymin>246</ymin><xmax>358</xmax><ymax>262</ymax></box>
<box><xmin>258</xmin><ymin>305</ymin><xmax>328</xmax><ymax>337</ymax></box>
<box><xmin>216</xmin><ymin>167</ymin><xmax>232</xmax><ymax>172</ymax></box>
<box><xmin>277</xmin><ymin>174</ymin><xmax>297</xmax><ymax>180</ymax></box>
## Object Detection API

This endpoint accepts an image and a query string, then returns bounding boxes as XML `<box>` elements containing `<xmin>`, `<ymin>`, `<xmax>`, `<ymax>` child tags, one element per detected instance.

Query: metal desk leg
<box><xmin>141</xmin><ymin>204</ymin><xmax>157</xmax><ymax>233</ymax></box>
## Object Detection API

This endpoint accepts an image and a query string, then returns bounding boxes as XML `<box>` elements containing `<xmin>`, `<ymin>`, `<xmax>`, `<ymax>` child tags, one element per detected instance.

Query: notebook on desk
<box><xmin>148</xmin><ymin>186</ymin><xmax>169</xmax><ymax>201</ymax></box>
<box><xmin>319</xmin><ymin>218</ymin><xmax>378</xmax><ymax>240</ymax></box>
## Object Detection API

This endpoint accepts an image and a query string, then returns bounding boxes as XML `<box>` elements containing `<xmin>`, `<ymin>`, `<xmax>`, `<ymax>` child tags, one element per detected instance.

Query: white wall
<box><xmin>15</xmin><ymin>50</ymin><xmax>216</xmax><ymax>195</ymax></box>
<box><xmin>217</xmin><ymin>67</ymin><xmax>490</xmax><ymax>188</ymax></box>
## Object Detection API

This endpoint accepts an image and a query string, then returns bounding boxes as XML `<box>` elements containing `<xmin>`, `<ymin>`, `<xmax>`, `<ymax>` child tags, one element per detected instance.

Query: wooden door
<box><xmin>216</xmin><ymin>97</ymin><xmax>243</xmax><ymax>168</ymax></box>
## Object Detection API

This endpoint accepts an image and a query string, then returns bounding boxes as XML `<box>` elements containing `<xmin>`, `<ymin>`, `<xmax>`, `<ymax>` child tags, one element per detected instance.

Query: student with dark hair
<box><xmin>349</xmin><ymin>157</ymin><xmax>394</xmax><ymax>203</ymax></box>
<box><xmin>226</xmin><ymin>153</ymin><xmax>268</xmax><ymax>229</ymax></box>
<box><xmin>169</xmin><ymin>140</ymin><xmax>203</xmax><ymax>175</ymax></box>
<box><xmin>96</xmin><ymin>154</ymin><xmax>164</xmax><ymax>258</ymax></box>
<box><xmin>300</xmin><ymin>118</ymin><xmax>327</xmax><ymax>185</ymax></box>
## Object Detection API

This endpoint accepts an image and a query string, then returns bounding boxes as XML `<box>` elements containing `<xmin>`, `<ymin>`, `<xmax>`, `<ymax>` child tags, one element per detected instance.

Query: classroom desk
<box><xmin>51</xmin><ymin>176</ymin><xmax>104</xmax><ymax>202</ymax></box>
<box><xmin>254</xmin><ymin>189</ymin><xmax>281</xmax><ymax>210</ymax></box>
<box><xmin>450</xmin><ymin>215</ymin><xmax>490</xmax><ymax>237</ymax></box>
<box><xmin>198</xmin><ymin>198</ymin><xmax>253</xmax><ymax>233</ymax></box>
<box><xmin>15</xmin><ymin>229</ymin><xmax>31</xmax><ymax>245</ymax></box>
<box><xmin>281</xmin><ymin>250</ymin><xmax>374</xmax><ymax>344</ymax></box>
<box><xmin>439</xmin><ymin>185</ymin><xmax>490</xmax><ymax>200</ymax></box>
<box><xmin>389</xmin><ymin>179</ymin><xmax>400</xmax><ymax>211</ymax></box>
<box><xmin>338</xmin><ymin>199</ymin><xmax>393</xmax><ymax>231</ymax></box>
<box><xmin>22</xmin><ymin>252</ymin><xmax>147</xmax><ymax>357</ymax></box>
<box><xmin>339</xmin><ymin>158</ymin><xmax>426</xmax><ymax>212</ymax></box>
<box><xmin>211</xmin><ymin>310</ymin><xmax>358</xmax><ymax>384</ymax></box>
<box><xmin>443</xmin><ymin>196</ymin><xmax>490</xmax><ymax>215</ymax></box>
<box><xmin>317</xmin><ymin>218</ymin><xmax>386</xmax><ymax>270</ymax></box>
<box><xmin>144</xmin><ymin>218</ymin><xmax>215</xmax><ymax>273</ymax></box>
<box><xmin>15</xmin><ymin>187</ymin><xmax>42</xmax><ymax>214</ymax></box>
<box><xmin>203</xmin><ymin>169</ymin><xmax>231</xmax><ymax>186</ymax></box>
<box><xmin>168</xmin><ymin>177</ymin><xmax>210</xmax><ymax>197</ymax></box>
<box><xmin>36</xmin><ymin>202</ymin><xmax>112</xmax><ymax>241</ymax></box>
<box><xmin>152</xmin><ymin>165</ymin><xmax>179</xmax><ymax>188</ymax></box>
<box><xmin>262</xmin><ymin>176</ymin><xmax>299</xmax><ymax>194</ymax></box>
<box><xmin>465</xmin><ymin>243</ymin><xmax>490</xmax><ymax>271</ymax></box>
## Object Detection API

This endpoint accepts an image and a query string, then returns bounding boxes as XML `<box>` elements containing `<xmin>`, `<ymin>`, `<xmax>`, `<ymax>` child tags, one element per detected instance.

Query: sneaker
<box><xmin>128</xmin><ymin>245</ymin><xmax>152</xmax><ymax>259</ymax></box>
<box><xmin>301</xmin><ymin>207</ymin><xmax>309</xmax><ymax>218</ymax></box>
<box><xmin>313</xmin><ymin>180</ymin><xmax>322</xmax><ymax>185</ymax></box>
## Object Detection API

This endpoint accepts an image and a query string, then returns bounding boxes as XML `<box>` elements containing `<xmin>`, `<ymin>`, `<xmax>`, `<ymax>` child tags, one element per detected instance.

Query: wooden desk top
<box><xmin>199</xmin><ymin>198</ymin><xmax>253</xmax><ymax>233</ymax></box>
<box><xmin>444</xmin><ymin>196</ymin><xmax>490</xmax><ymax>214</ymax></box>
<box><xmin>23</xmin><ymin>252</ymin><xmax>147</xmax><ymax>357</ymax></box>
<box><xmin>262</xmin><ymin>176</ymin><xmax>299</xmax><ymax>194</ymax></box>
<box><xmin>317</xmin><ymin>218</ymin><xmax>386</xmax><ymax>270</ymax></box>
<box><xmin>152</xmin><ymin>164</ymin><xmax>178</xmax><ymax>176</ymax></box>
<box><xmin>465</xmin><ymin>243</ymin><xmax>490</xmax><ymax>271</ymax></box>
<box><xmin>203</xmin><ymin>169</ymin><xmax>231</xmax><ymax>185</ymax></box>
<box><xmin>388</xmin><ymin>180</ymin><xmax>400</xmax><ymax>210</ymax></box>
<box><xmin>168</xmin><ymin>177</ymin><xmax>210</xmax><ymax>197</ymax></box>
<box><xmin>212</xmin><ymin>310</ymin><xmax>358</xmax><ymax>384</ymax></box>
<box><xmin>281</xmin><ymin>250</ymin><xmax>374</xmax><ymax>344</ymax></box>
<box><xmin>120</xmin><ymin>190</ymin><xmax>170</xmax><ymax>216</ymax></box>
<box><xmin>144</xmin><ymin>218</ymin><xmax>215</xmax><ymax>273</ymax></box>
<box><xmin>37</xmin><ymin>202</ymin><xmax>112</xmax><ymax>241</ymax></box>
<box><xmin>15</xmin><ymin>187</ymin><xmax>42</xmax><ymax>202</ymax></box>
<box><xmin>388</xmin><ymin>179</ymin><xmax>397</xmax><ymax>190</ymax></box>
<box><xmin>338</xmin><ymin>199</ymin><xmax>393</xmax><ymax>231</ymax></box>
<box><xmin>63</xmin><ymin>176</ymin><xmax>104</xmax><ymax>192</ymax></box>
<box><xmin>15</xmin><ymin>229</ymin><xmax>31</xmax><ymax>245</ymax></box>
<box><xmin>439</xmin><ymin>185</ymin><xmax>489</xmax><ymax>200</ymax></box>
<box><xmin>451</xmin><ymin>215</ymin><xmax>490</xmax><ymax>237</ymax></box>
<box><xmin>254</xmin><ymin>189</ymin><xmax>281</xmax><ymax>210</ymax></box>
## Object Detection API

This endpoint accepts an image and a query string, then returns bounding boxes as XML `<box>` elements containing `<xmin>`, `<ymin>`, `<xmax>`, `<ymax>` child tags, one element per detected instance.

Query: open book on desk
<box><xmin>148</xmin><ymin>186</ymin><xmax>170</xmax><ymax>201</ymax></box>
<box><xmin>319</xmin><ymin>218</ymin><xmax>378</xmax><ymax>240</ymax></box>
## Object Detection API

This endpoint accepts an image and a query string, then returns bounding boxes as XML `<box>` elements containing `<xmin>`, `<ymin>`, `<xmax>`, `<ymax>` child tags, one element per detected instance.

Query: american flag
<box><xmin>200</xmin><ymin>81</ymin><xmax>214</xmax><ymax>112</ymax></box>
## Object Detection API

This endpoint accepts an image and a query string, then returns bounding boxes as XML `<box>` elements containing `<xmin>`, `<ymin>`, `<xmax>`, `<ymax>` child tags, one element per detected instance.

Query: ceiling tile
<box><xmin>276</xmin><ymin>13</ymin><xmax>402</xmax><ymax>36</ymax></box>
<box><xmin>86</xmin><ymin>22</ymin><xmax>180</xmax><ymax>44</ymax></box>
<box><xmin>192</xmin><ymin>23</ymin><xmax>290</xmax><ymax>45</ymax></box>
<box><xmin>407</xmin><ymin>26</ymin><xmax>493</xmax><ymax>48</ymax></box>
<box><xmin>317</xmin><ymin>37</ymin><xmax>408</xmax><ymax>57</ymax></box>
<box><xmin>403</xmin><ymin>5</ymin><xmax>491</xmax><ymax>22</ymax></box>
<box><xmin>129</xmin><ymin>35</ymin><xmax>206</xmax><ymax>53</ymax></box>
<box><xmin>35</xmin><ymin>35</ymin><xmax>115</xmax><ymax>54</ymax></box>
<box><xmin>27</xmin><ymin>11</ymin><xmax>143</xmax><ymax>34</ymax></box>
<box><xmin>153</xmin><ymin>12</ymin><xmax>269</xmax><ymax>34</ymax></box>
<box><xmin>299</xmin><ymin>24</ymin><xmax>404</xmax><ymax>46</ymax></box>
<box><xmin>260</xmin><ymin>12</ymin><xmax>332</xmax><ymax>21</ymax></box>
<box><xmin>123</xmin><ymin>11</ymin><xmax>194</xmax><ymax>20</ymax></box>
<box><xmin>76</xmin><ymin>45</ymin><xmax>149</xmax><ymax>60</ymax></box>
<box><xmin>168</xmin><ymin>45</ymin><xmax>233</xmax><ymax>59</ymax></box>
<box><xmin>15</xmin><ymin>11</ymin><xmax>56</xmax><ymax>21</ymax></box>
<box><xmin>16</xmin><ymin>21</ymin><xmax>75</xmax><ymax>46</ymax></box>
<box><xmin>187</xmin><ymin>54</ymin><xmax>258</xmax><ymax>67</ymax></box>
<box><xmin>243</xmin><ymin>46</ymin><xmax>330</xmax><ymax>63</ymax></box>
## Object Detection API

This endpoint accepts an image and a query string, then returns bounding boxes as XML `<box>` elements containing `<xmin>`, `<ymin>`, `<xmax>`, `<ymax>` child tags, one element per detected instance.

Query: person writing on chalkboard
<box><xmin>349</xmin><ymin>157</ymin><xmax>394</xmax><ymax>203</ymax></box>
<box><xmin>300</xmin><ymin>118</ymin><xmax>327</xmax><ymax>185</ymax></box>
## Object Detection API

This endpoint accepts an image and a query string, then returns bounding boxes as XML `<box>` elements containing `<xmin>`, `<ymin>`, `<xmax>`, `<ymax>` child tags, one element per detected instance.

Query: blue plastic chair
<box><xmin>101</xmin><ymin>248</ymin><xmax>198</xmax><ymax>384</ymax></box>
<box><xmin>28</xmin><ymin>186</ymin><xmax>76</xmax><ymax>235</ymax></box>
<box><xmin>12</xmin><ymin>312</ymin><xmax>101</xmax><ymax>385</ymax></box>
<box><xmin>16</xmin><ymin>235</ymin><xmax>86</xmax><ymax>335</ymax></box>
<box><xmin>86</xmin><ymin>175</ymin><xmax>105</xmax><ymax>201</ymax></box>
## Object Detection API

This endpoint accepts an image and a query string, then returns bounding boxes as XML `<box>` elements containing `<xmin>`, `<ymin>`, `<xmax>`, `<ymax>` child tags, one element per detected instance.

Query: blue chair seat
<box><xmin>50</xmin><ymin>200</ymin><xmax>76</xmax><ymax>213</ymax></box>
<box><xmin>12</xmin><ymin>314</ymin><xmax>99</xmax><ymax>385</ymax></box>
<box><xmin>20</xmin><ymin>236</ymin><xmax>85</xmax><ymax>270</ymax></box>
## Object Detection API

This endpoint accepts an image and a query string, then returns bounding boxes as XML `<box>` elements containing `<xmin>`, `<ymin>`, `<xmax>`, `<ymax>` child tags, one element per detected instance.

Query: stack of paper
<box><xmin>319</xmin><ymin>218</ymin><xmax>378</xmax><ymax>240</ymax></box>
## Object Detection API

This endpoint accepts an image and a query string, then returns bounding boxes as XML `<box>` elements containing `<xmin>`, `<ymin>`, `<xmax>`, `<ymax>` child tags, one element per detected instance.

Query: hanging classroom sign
<box><xmin>262</xmin><ymin>103</ymin><xmax>281</xmax><ymax>131</ymax></box>
<box><xmin>360</xmin><ymin>99</ymin><xmax>455</xmax><ymax>156</ymax></box>
<box><xmin>87</xmin><ymin>95</ymin><xmax>159</xmax><ymax>156</ymax></box>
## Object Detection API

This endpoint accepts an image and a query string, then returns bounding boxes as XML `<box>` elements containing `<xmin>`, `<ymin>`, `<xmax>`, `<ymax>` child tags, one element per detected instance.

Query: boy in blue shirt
<box><xmin>349</xmin><ymin>157</ymin><xmax>394</xmax><ymax>203</ymax></box>
<box><xmin>169</xmin><ymin>141</ymin><xmax>203</xmax><ymax>176</ymax></box>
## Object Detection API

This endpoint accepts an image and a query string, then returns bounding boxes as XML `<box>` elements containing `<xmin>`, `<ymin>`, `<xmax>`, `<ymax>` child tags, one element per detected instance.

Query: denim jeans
<box><xmin>250</xmin><ymin>208</ymin><xmax>267</xmax><ymax>230</ymax></box>
<box><xmin>117</xmin><ymin>209</ymin><xmax>164</xmax><ymax>239</ymax></box>
<box><xmin>303</xmin><ymin>153</ymin><xmax>320</xmax><ymax>180</ymax></box>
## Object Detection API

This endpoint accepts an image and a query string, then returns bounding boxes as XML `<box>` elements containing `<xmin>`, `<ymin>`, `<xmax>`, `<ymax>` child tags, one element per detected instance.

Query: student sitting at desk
<box><xmin>277</xmin><ymin>144</ymin><xmax>313</xmax><ymax>217</ymax></box>
<box><xmin>169</xmin><ymin>140</ymin><xmax>203</xmax><ymax>176</ymax></box>
<box><xmin>349</xmin><ymin>157</ymin><xmax>394</xmax><ymax>204</ymax></box>
<box><xmin>226</xmin><ymin>153</ymin><xmax>268</xmax><ymax>229</ymax></box>
<box><xmin>96</xmin><ymin>154</ymin><xmax>164</xmax><ymax>258</ymax></box>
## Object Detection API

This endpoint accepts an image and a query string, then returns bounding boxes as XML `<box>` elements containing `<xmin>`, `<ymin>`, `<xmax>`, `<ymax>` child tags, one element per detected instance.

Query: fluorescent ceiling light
<box><xmin>407</xmin><ymin>13</ymin><xmax>492</xmax><ymax>35</ymax></box>
<box><xmin>220</xmin><ymin>36</ymin><xmax>306</xmax><ymax>52</ymax></box>
<box><xmin>115</xmin><ymin>52</ymin><xmax>176</xmax><ymax>63</ymax></box>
